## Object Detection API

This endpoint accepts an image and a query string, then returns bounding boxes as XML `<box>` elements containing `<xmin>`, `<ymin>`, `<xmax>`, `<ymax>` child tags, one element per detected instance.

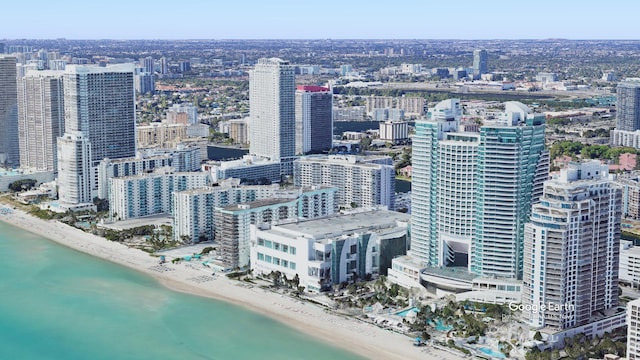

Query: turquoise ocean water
<box><xmin>0</xmin><ymin>222</ymin><xmax>363</xmax><ymax>360</ymax></box>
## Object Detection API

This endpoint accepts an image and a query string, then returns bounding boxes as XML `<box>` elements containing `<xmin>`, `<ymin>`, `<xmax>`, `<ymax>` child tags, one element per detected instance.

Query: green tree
<box><xmin>533</xmin><ymin>331</ymin><xmax>543</xmax><ymax>341</ymax></box>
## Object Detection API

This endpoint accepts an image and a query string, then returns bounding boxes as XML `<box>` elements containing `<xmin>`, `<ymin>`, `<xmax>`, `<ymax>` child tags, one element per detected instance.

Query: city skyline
<box><xmin>3</xmin><ymin>0</ymin><xmax>640</xmax><ymax>40</ymax></box>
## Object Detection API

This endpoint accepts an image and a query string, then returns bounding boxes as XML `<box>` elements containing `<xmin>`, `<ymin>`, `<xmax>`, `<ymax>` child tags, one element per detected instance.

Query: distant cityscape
<box><xmin>5</xmin><ymin>38</ymin><xmax>640</xmax><ymax>359</ymax></box>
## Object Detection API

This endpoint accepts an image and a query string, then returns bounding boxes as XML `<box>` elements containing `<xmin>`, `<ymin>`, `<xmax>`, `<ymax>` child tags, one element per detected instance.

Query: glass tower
<box><xmin>411</xmin><ymin>100</ymin><xmax>548</xmax><ymax>280</ymax></box>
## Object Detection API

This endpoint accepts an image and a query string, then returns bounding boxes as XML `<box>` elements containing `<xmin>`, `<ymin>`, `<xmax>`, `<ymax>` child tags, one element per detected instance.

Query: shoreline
<box><xmin>0</xmin><ymin>208</ymin><xmax>461</xmax><ymax>360</ymax></box>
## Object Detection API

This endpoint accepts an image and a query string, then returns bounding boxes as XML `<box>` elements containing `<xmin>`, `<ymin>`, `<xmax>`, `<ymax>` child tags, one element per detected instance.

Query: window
<box><xmin>257</xmin><ymin>253</ymin><xmax>264</xmax><ymax>261</ymax></box>
<box><xmin>273</xmin><ymin>257</ymin><xmax>280</xmax><ymax>266</ymax></box>
<box><xmin>282</xmin><ymin>245</ymin><xmax>288</xmax><ymax>253</ymax></box>
<box><xmin>274</xmin><ymin>242</ymin><xmax>280</xmax><ymax>251</ymax></box>
<box><xmin>290</xmin><ymin>262</ymin><xmax>296</xmax><ymax>270</ymax></box>
<box><xmin>290</xmin><ymin>247</ymin><xmax>296</xmax><ymax>255</ymax></box>
<box><xmin>264</xmin><ymin>240</ymin><xmax>273</xmax><ymax>249</ymax></box>
<box><xmin>258</xmin><ymin>239</ymin><xmax>264</xmax><ymax>246</ymax></box>
<box><xmin>265</xmin><ymin>255</ymin><xmax>272</xmax><ymax>263</ymax></box>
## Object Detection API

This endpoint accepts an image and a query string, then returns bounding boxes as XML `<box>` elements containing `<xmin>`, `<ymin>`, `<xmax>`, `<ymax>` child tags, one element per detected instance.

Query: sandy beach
<box><xmin>0</xmin><ymin>208</ymin><xmax>464</xmax><ymax>360</ymax></box>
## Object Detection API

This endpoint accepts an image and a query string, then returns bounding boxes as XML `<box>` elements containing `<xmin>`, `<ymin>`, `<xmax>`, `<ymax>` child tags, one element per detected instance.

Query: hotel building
<box><xmin>251</xmin><ymin>209</ymin><xmax>409</xmax><ymax>292</ymax></box>
<box><xmin>411</xmin><ymin>100</ymin><xmax>548</xmax><ymax>280</ymax></box>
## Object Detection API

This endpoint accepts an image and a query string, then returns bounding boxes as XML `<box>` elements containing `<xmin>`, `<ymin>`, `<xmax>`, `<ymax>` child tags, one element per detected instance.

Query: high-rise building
<box><xmin>411</xmin><ymin>100</ymin><xmax>548</xmax><ymax>280</ymax></box>
<box><xmin>411</xmin><ymin>99</ymin><xmax>464</xmax><ymax>265</ymax></box>
<box><xmin>58</xmin><ymin>64</ymin><xmax>136</xmax><ymax>204</ymax></box>
<box><xmin>178</xmin><ymin>61</ymin><xmax>191</xmax><ymax>73</ymax></box>
<box><xmin>159</xmin><ymin>57</ymin><xmax>168</xmax><ymax>75</ymax></box>
<box><xmin>249</xmin><ymin>58</ymin><xmax>295</xmax><ymax>174</ymax></box>
<box><xmin>17</xmin><ymin>70</ymin><xmax>64</xmax><ymax>172</ymax></box>
<box><xmin>57</xmin><ymin>132</ymin><xmax>92</xmax><ymax>204</ymax></box>
<box><xmin>473</xmin><ymin>49</ymin><xmax>488</xmax><ymax>78</ymax></box>
<box><xmin>134</xmin><ymin>70</ymin><xmax>155</xmax><ymax>95</ymax></box>
<box><xmin>523</xmin><ymin>161</ymin><xmax>621</xmax><ymax>331</ymax></box>
<box><xmin>142</xmin><ymin>57</ymin><xmax>154</xmax><ymax>74</ymax></box>
<box><xmin>295</xmin><ymin>85</ymin><xmax>332</xmax><ymax>155</ymax></box>
<box><xmin>0</xmin><ymin>56</ymin><xmax>19</xmax><ymax>167</ymax></box>
<box><xmin>472</xmin><ymin>104</ymin><xmax>548</xmax><ymax>279</ymax></box>
<box><xmin>616</xmin><ymin>79</ymin><xmax>640</xmax><ymax>131</ymax></box>
<box><xmin>63</xmin><ymin>64</ymin><xmax>136</xmax><ymax>162</ymax></box>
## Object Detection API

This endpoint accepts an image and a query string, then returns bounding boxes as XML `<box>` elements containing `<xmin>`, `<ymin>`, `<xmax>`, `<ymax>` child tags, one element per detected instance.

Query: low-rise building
<box><xmin>251</xmin><ymin>209</ymin><xmax>409</xmax><ymax>292</ymax></box>
<box><xmin>611</xmin><ymin>129</ymin><xmax>640</xmax><ymax>148</ymax></box>
<box><xmin>379</xmin><ymin>120</ymin><xmax>409</xmax><ymax>142</ymax></box>
<box><xmin>0</xmin><ymin>168</ymin><xmax>54</xmax><ymax>192</ymax></box>
<box><xmin>629</xmin><ymin>298</ymin><xmax>640</xmax><ymax>360</ymax></box>
<box><xmin>620</xmin><ymin>240</ymin><xmax>640</xmax><ymax>289</ymax></box>
<box><xmin>203</xmin><ymin>155</ymin><xmax>282</xmax><ymax>184</ymax></box>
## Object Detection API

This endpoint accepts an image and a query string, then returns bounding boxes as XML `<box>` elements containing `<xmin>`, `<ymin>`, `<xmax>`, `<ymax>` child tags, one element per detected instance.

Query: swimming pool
<box><xmin>434</xmin><ymin>318</ymin><xmax>453</xmax><ymax>332</ymax></box>
<box><xmin>395</xmin><ymin>307</ymin><xmax>418</xmax><ymax>317</ymax></box>
<box><xmin>479</xmin><ymin>347</ymin><xmax>505</xmax><ymax>359</ymax></box>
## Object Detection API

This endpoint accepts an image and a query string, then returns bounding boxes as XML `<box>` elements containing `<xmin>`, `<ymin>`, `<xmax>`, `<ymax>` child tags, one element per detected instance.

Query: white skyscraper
<box><xmin>57</xmin><ymin>132</ymin><xmax>92</xmax><ymax>204</ymax></box>
<box><xmin>57</xmin><ymin>64</ymin><xmax>136</xmax><ymax>204</ymax></box>
<box><xmin>523</xmin><ymin>161</ymin><xmax>621</xmax><ymax>330</ymax></box>
<box><xmin>249</xmin><ymin>58</ymin><xmax>295</xmax><ymax>175</ymax></box>
<box><xmin>17</xmin><ymin>70</ymin><xmax>64</xmax><ymax>172</ymax></box>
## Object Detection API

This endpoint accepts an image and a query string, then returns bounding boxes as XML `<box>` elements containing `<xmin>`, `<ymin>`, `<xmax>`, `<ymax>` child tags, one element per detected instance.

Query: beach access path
<box><xmin>0</xmin><ymin>208</ymin><xmax>464</xmax><ymax>360</ymax></box>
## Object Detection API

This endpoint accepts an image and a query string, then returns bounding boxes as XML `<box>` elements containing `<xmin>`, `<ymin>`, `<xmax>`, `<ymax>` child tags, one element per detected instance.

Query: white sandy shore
<box><xmin>0</xmin><ymin>208</ymin><xmax>464</xmax><ymax>360</ymax></box>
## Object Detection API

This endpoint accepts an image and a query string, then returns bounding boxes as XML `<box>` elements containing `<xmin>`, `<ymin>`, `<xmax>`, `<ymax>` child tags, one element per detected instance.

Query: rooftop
<box><xmin>422</xmin><ymin>266</ymin><xmax>478</xmax><ymax>282</ymax></box>
<box><xmin>272</xmin><ymin>209</ymin><xmax>409</xmax><ymax>238</ymax></box>
<box><xmin>220</xmin><ymin>197</ymin><xmax>296</xmax><ymax>211</ymax></box>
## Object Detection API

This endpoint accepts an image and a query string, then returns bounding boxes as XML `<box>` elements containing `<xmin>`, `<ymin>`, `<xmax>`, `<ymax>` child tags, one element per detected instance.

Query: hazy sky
<box><xmin>3</xmin><ymin>0</ymin><xmax>638</xmax><ymax>40</ymax></box>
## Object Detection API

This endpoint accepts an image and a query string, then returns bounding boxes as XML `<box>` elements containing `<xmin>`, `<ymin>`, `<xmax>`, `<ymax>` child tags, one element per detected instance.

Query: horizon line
<box><xmin>3</xmin><ymin>37</ymin><xmax>640</xmax><ymax>42</ymax></box>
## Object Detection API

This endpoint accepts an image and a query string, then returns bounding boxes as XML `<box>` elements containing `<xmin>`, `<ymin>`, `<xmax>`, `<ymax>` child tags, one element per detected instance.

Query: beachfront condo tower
<box><xmin>17</xmin><ymin>70</ymin><xmax>64</xmax><ymax>172</ymax></box>
<box><xmin>249</xmin><ymin>58</ymin><xmax>295</xmax><ymax>176</ymax></box>
<box><xmin>523</xmin><ymin>161</ymin><xmax>621</xmax><ymax>335</ymax></box>
<box><xmin>57</xmin><ymin>64</ymin><xmax>136</xmax><ymax>205</ymax></box>
<box><xmin>411</xmin><ymin>100</ymin><xmax>548</xmax><ymax>280</ymax></box>
<box><xmin>0</xmin><ymin>55</ymin><xmax>19</xmax><ymax>167</ymax></box>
